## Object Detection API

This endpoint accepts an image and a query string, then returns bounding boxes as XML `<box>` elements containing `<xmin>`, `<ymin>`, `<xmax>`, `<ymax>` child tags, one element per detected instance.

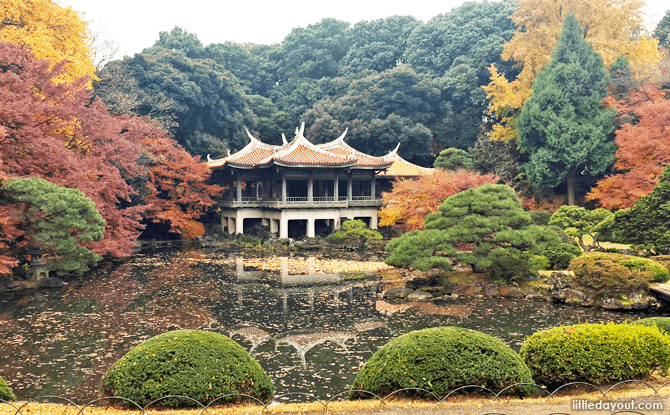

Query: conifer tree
<box><xmin>517</xmin><ymin>14</ymin><xmax>615</xmax><ymax>205</ymax></box>
<box><xmin>613</xmin><ymin>165</ymin><xmax>670</xmax><ymax>255</ymax></box>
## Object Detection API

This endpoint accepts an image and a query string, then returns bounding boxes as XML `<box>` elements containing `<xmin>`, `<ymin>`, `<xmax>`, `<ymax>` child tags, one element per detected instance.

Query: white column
<box><xmin>371</xmin><ymin>214</ymin><xmax>378</xmax><ymax>230</ymax></box>
<box><xmin>307</xmin><ymin>219</ymin><xmax>315</xmax><ymax>238</ymax></box>
<box><xmin>228</xmin><ymin>217</ymin><xmax>235</xmax><ymax>234</ymax></box>
<box><xmin>236</xmin><ymin>210</ymin><xmax>244</xmax><ymax>235</ymax></box>
<box><xmin>308</xmin><ymin>175</ymin><xmax>313</xmax><ymax>202</ymax></box>
<box><xmin>282</xmin><ymin>176</ymin><xmax>287</xmax><ymax>202</ymax></box>
<box><xmin>280</xmin><ymin>217</ymin><xmax>289</xmax><ymax>239</ymax></box>
<box><xmin>334</xmin><ymin>175</ymin><xmax>339</xmax><ymax>201</ymax></box>
<box><xmin>236</xmin><ymin>178</ymin><xmax>242</xmax><ymax>202</ymax></box>
<box><xmin>371</xmin><ymin>177</ymin><xmax>376</xmax><ymax>199</ymax></box>
<box><xmin>347</xmin><ymin>178</ymin><xmax>352</xmax><ymax>201</ymax></box>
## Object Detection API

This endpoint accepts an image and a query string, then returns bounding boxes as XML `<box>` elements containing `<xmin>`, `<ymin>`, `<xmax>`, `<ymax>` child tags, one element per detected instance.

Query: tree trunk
<box><xmin>567</xmin><ymin>169</ymin><xmax>577</xmax><ymax>206</ymax></box>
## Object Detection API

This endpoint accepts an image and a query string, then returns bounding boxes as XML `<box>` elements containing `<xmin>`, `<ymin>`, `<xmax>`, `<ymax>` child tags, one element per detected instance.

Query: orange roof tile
<box><xmin>377</xmin><ymin>144</ymin><xmax>434</xmax><ymax>177</ymax></box>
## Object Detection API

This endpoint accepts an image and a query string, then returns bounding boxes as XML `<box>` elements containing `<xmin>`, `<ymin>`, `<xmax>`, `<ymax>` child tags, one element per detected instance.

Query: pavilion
<box><xmin>206</xmin><ymin>124</ymin><xmax>432</xmax><ymax>238</ymax></box>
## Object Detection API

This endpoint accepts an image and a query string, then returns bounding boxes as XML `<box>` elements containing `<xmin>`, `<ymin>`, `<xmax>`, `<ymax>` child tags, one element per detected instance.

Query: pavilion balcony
<box><xmin>218</xmin><ymin>196</ymin><xmax>382</xmax><ymax>209</ymax></box>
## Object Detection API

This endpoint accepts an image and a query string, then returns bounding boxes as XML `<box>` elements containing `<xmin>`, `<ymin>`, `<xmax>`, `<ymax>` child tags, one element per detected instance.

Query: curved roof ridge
<box><xmin>273</xmin><ymin>128</ymin><xmax>352</xmax><ymax>162</ymax></box>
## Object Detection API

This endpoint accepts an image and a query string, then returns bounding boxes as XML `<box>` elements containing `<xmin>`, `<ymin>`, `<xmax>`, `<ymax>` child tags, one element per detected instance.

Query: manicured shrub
<box><xmin>328</xmin><ymin>220</ymin><xmax>382</xmax><ymax>244</ymax></box>
<box><xmin>569</xmin><ymin>252</ymin><xmax>669</xmax><ymax>296</ymax></box>
<box><xmin>520</xmin><ymin>323</ymin><xmax>670</xmax><ymax>385</ymax></box>
<box><xmin>545</xmin><ymin>243</ymin><xmax>582</xmax><ymax>270</ymax></box>
<box><xmin>633</xmin><ymin>317</ymin><xmax>670</xmax><ymax>336</ymax></box>
<box><xmin>351</xmin><ymin>327</ymin><xmax>534</xmax><ymax>398</ymax></box>
<box><xmin>101</xmin><ymin>330</ymin><xmax>273</xmax><ymax>407</ymax></box>
<box><xmin>0</xmin><ymin>375</ymin><xmax>16</xmax><ymax>402</ymax></box>
<box><xmin>649</xmin><ymin>255</ymin><xmax>670</xmax><ymax>273</ymax></box>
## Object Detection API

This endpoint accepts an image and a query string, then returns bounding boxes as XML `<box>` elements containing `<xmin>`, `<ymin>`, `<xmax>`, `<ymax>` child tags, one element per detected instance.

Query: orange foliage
<box><xmin>379</xmin><ymin>170</ymin><xmax>499</xmax><ymax>231</ymax></box>
<box><xmin>587</xmin><ymin>86</ymin><xmax>670</xmax><ymax>209</ymax></box>
<box><xmin>133</xmin><ymin>120</ymin><xmax>225</xmax><ymax>240</ymax></box>
<box><xmin>521</xmin><ymin>194</ymin><xmax>565</xmax><ymax>212</ymax></box>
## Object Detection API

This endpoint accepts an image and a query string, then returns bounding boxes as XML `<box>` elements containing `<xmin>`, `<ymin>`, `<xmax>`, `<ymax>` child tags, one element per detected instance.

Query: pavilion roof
<box><xmin>206</xmin><ymin>124</ymin><xmax>392</xmax><ymax>170</ymax></box>
<box><xmin>377</xmin><ymin>143</ymin><xmax>435</xmax><ymax>177</ymax></box>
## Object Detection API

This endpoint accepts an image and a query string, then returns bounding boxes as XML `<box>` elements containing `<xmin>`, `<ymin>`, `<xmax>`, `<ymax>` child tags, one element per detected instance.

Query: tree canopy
<box><xmin>484</xmin><ymin>0</ymin><xmax>661</xmax><ymax>142</ymax></box>
<box><xmin>516</xmin><ymin>14</ymin><xmax>615</xmax><ymax>205</ymax></box>
<box><xmin>0</xmin><ymin>0</ymin><xmax>95</xmax><ymax>84</ymax></box>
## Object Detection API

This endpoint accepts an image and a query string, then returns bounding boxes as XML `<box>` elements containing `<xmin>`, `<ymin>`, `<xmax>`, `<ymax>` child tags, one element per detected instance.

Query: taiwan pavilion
<box><xmin>206</xmin><ymin>124</ymin><xmax>433</xmax><ymax>239</ymax></box>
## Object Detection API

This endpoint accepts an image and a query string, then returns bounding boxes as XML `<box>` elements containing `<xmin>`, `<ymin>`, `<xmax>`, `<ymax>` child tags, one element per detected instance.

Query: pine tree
<box><xmin>517</xmin><ymin>14</ymin><xmax>616</xmax><ymax>205</ymax></box>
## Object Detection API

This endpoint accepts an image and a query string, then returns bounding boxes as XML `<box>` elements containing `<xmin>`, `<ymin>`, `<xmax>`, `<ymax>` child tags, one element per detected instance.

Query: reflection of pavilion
<box><xmin>275</xmin><ymin>330</ymin><xmax>357</xmax><ymax>366</ymax></box>
<box><xmin>232</xmin><ymin>257</ymin><xmax>379</xmax><ymax>314</ymax></box>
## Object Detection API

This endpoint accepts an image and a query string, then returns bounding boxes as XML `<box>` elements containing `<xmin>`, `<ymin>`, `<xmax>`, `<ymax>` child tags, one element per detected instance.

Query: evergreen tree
<box><xmin>1</xmin><ymin>177</ymin><xmax>105</xmax><ymax>274</ymax></box>
<box><xmin>654</xmin><ymin>10</ymin><xmax>670</xmax><ymax>49</ymax></box>
<box><xmin>516</xmin><ymin>14</ymin><xmax>615</xmax><ymax>205</ymax></box>
<box><xmin>385</xmin><ymin>184</ymin><xmax>560</xmax><ymax>274</ymax></box>
<box><xmin>613</xmin><ymin>165</ymin><xmax>670</xmax><ymax>255</ymax></box>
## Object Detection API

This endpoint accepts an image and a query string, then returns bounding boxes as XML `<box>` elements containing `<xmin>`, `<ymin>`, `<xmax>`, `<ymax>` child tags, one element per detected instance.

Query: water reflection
<box><xmin>0</xmin><ymin>251</ymin><xmax>657</xmax><ymax>402</ymax></box>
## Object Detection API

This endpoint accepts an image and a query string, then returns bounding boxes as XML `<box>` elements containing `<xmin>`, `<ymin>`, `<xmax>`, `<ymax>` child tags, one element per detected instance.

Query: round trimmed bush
<box><xmin>0</xmin><ymin>375</ymin><xmax>16</xmax><ymax>402</ymax></box>
<box><xmin>545</xmin><ymin>243</ymin><xmax>581</xmax><ymax>270</ymax></box>
<box><xmin>634</xmin><ymin>317</ymin><xmax>670</xmax><ymax>335</ymax></box>
<box><xmin>569</xmin><ymin>252</ymin><xmax>669</xmax><ymax>296</ymax></box>
<box><xmin>351</xmin><ymin>327</ymin><xmax>534</xmax><ymax>398</ymax></box>
<box><xmin>520</xmin><ymin>323</ymin><xmax>670</xmax><ymax>386</ymax></box>
<box><xmin>101</xmin><ymin>330</ymin><xmax>273</xmax><ymax>407</ymax></box>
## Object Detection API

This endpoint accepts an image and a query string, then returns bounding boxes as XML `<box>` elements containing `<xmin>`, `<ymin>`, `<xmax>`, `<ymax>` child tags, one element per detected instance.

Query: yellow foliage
<box><xmin>0</xmin><ymin>0</ymin><xmax>96</xmax><ymax>85</ymax></box>
<box><xmin>484</xmin><ymin>0</ymin><xmax>662</xmax><ymax>141</ymax></box>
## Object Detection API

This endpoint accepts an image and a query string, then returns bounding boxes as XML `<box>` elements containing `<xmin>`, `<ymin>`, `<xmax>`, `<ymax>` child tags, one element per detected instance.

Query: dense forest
<box><xmin>1</xmin><ymin>0</ymin><xmax>670</xmax><ymax>278</ymax></box>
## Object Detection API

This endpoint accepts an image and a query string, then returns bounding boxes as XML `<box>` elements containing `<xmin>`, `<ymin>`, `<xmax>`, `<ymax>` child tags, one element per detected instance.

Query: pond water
<box><xmin>0</xmin><ymin>250</ymin><xmax>662</xmax><ymax>403</ymax></box>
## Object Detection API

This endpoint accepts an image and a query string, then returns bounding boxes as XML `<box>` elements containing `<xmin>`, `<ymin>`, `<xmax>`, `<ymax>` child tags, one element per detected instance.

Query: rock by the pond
<box><xmin>505</xmin><ymin>287</ymin><xmax>526</xmax><ymax>298</ymax></box>
<box><xmin>484</xmin><ymin>283</ymin><xmax>499</xmax><ymax>297</ymax></box>
<box><xmin>450</xmin><ymin>282</ymin><xmax>479</xmax><ymax>296</ymax></box>
<box><xmin>38</xmin><ymin>277</ymin><xmax>64</xmax><ymax>289</ymax></box>
<box><xmin>383</xmin><ymin>286</ymin><xmax>414</xmax><ymax>300</ymax></box>
<box><xmin>547</xmin><ymin>271</ymin><xmax>572</xmax><ymax>290</ymax></box>
<box><xmin>406</xmin><ymin>290</ymin><xmax>433</xmax><ymax>301</ymax></box>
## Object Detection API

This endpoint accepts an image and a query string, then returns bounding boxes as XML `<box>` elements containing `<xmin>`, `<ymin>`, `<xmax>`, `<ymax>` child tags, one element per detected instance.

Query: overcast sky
<box><xmin>56</xmin><ymin>0</ymin><xmax>669</xmax><ymax>59</ymax></box>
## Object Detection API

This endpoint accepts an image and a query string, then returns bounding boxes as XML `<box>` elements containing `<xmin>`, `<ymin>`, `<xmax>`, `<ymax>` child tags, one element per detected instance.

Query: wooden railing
<box><xmin>218</xmin><ymin>197</ymin><xmax>381</xmax><ymax>208</ymax></box>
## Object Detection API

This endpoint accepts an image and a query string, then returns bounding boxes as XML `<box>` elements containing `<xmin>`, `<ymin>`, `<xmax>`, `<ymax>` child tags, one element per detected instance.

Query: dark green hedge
<box><xmin>520</xmin><ymin>323</ymin><xmax>670</xmax><ymax>385</ymax></box>
<box><xmin>0</xmin><ymin>375</ymin><xmax>16</xmax><ymax>402</ymax></box>
<box><xmin>633</xmin><ymin>317</ymin><xmax>670</xmax><ymax>336</ymax></box>
<box><xmin>101</xmin><ymin>330</ymin><xmax>273</xmax><ymax>407</ymax></box>
<box><xmin>351</xmin><ymin>327</ymin><xmax>534</xmax><ymax>398</ymax></box>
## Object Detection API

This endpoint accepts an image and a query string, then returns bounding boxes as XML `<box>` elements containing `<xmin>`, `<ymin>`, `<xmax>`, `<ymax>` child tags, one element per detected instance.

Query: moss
<box><xmin>520</xmin><ymin>323</ymin><xmax>670</xmax><ymax>386</ymax></box>
<box><xmin>0</xmin><ymin>375</ymin><xmax>16</xmax><ymax>402</ymax></box>
<box><xmin>101</xmin><ymin>330</ymin><xmax>273</xmax><ymax>407</ymax></box>
<box><xmin>351</xmin><ymin>327</ymin><xmax>534</xmax><ymax>398</ymax></box>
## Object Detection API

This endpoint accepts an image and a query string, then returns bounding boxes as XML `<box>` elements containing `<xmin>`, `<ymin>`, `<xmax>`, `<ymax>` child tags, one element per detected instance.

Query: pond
<box><xmin>0</xmin><ymin>249</ymin><xmax>661</xmax><ymax>403</ymax></box>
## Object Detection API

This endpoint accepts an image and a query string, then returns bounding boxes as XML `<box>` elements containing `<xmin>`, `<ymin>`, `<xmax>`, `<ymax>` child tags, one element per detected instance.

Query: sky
<box><xmin>56</xmin><ymin>0</ymin><xmax>670</xmax><ymax>59</ymax></box>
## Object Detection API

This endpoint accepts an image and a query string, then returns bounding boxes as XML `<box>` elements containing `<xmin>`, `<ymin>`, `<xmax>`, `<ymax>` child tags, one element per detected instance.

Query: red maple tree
<box><xmin>587</xmin><ymin>85</ymin><xmax>670</xmax><ymax>209</ymax></box>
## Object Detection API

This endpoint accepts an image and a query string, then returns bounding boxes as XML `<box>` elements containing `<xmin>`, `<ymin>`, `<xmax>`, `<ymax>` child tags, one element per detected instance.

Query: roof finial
<box><xmin>299</xmin><ymin>122</ymin><xmax>305</xmax><ymax>136</ymax></box>
<box><xmin>281</xmin><ymin>133</ymin><xmax>288</xmax><ymax>145</ymax></box>
<box><xmin>246</xmin><ymin>128</ymin><xmax>259</xmax><ymax>144</ymax></box>
<box><xmin>335</xmin><ymin>127</ymin><xmax>349</xmax><ymax>142</ymax></box>
<box><xmin>390</xmin><ymin>142</ymin><xmax>401</xmax><ymax>155</ymax></box>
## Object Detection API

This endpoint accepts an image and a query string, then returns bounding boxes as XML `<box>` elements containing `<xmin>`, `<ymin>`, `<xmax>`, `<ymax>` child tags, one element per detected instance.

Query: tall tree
<box><xmin>338</xmin><ymin>15</ymin><xmax>420</xmax><ymax>75</ymax></box>
<box><xmin>97</xmin><ymin>48</ymin><xmax>256</xmax><ymax>156</ymax></box>
<box><xmin>144</xmin><ymin>26</ymin><xmax>205</xmax><ymax>59</ymax></box>
<box><xmin>587</xmin><ymin>85</ymin><xmax>670</xmax><ymax>209</ymax></box>
<box><xmin>516</xmin><ymin>14</ymin><xmax>615</xmax><ymax>205</ymax></box>
<box><xmin>484</xmin><ymin>0</ymin><xmax>661</xmax><ymax>142</ymax></box>
<box><xmin>271</xmin><ymin>18</ymin><xmax>351</xmax><ymax>82</ymax></box>
<box><xmin>303</xmin><ymin>65</ymin><xmax>440</xmax><ymax>163</ymax></box>
<box><xmin>405</xmin><ymin>0</ymin><xmax>519</xmax><ymax>150</ymax></box>
<box><xmin>0</xmin><ymin>0</ymin><xmax>95</xmax><ymax>84</ymax></box>
<box><xmin>0</xmin><ymin>43</ymin><xmax>146</xmax><ymax>258</ymax></box>
<box><xmin>205</xmin><ymin>42</ymin><xmax>277</xmax><ymax>96</ymax></box>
